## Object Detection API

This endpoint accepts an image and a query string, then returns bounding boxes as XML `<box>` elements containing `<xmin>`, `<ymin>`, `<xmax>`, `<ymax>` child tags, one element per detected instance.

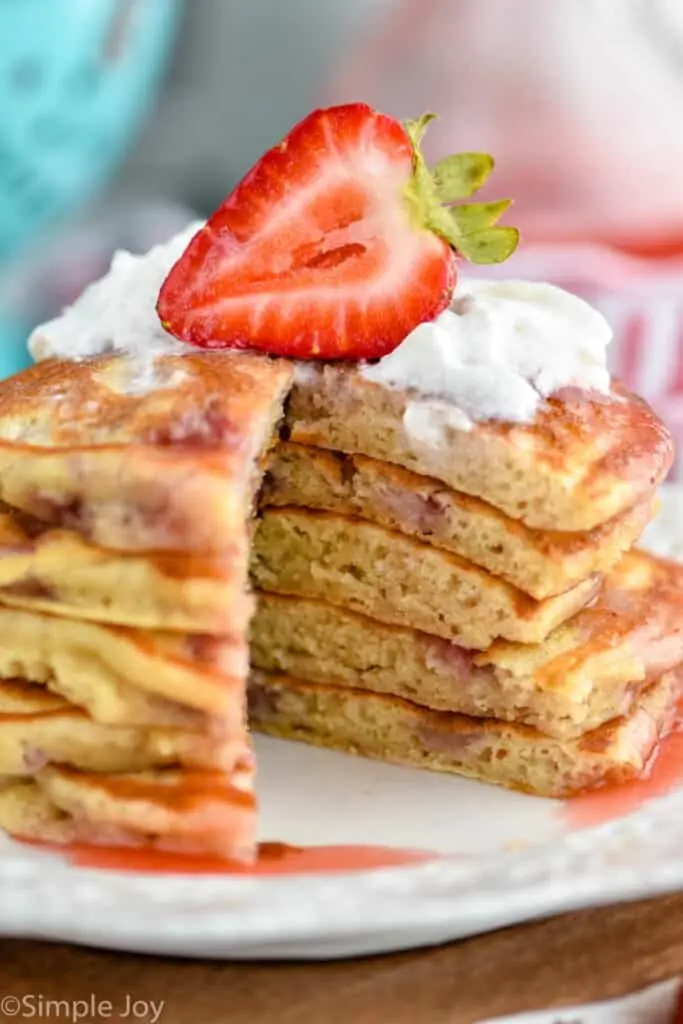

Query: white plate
<box><xmin>1</xmin><ymin>487</ymin><xmax>683</xmax><ymax>961</ymax></box>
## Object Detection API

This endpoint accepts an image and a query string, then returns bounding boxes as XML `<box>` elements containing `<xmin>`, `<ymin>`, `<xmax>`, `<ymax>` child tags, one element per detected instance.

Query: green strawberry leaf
<box><xmin>402</xmin><ymin>113</ymin><xmax>519</xmax><ymax>264</ymax></box>
<box><xmin>423</xmin><ymin>204</ymin><xmax>462</xmax><ymax>250</ymax></box>
<box><xmin>431</xmin><ymin>153</ymin><xmax>494</xmax><ymax>202</ymax></box>
<box><xmin>404</xmin><ymin>112</ymin><xmax>438</xmax><ymax>149</ymax></box>
<box><xmin>456</xmin><ymin>227</ymin><xmax>520</xmax><ymax>264</ymax></box>
<box><xmin>450</xmin><ymin>199</ymin><xmax>512</xmax><ymax>236</ymax></box>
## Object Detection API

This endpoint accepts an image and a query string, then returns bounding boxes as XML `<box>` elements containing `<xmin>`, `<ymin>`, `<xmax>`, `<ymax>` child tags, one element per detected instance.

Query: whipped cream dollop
<box><xmin>29</xmin><ymin>225</ymin><xmax>612</xmax><ymax>432</ymax></box>
<box><xmin>361</xmin><ymin>279</ymin><xmax>612</xmax><ymax>441</ymax></box>
<box><xmin>29</xmin><ymin>222</ymin><xmax>204</xmax><ymax>363</ymax></box>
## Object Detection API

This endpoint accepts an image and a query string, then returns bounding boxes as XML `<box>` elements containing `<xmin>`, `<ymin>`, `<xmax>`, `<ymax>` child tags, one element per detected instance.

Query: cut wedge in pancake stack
<box><xmin>0</xmin><ymin>102</ymin><xmax>681</xmax><ymax>857</ymax></box>
<box><xmin>249</xmin><ymin>372</ymin><xmax>679</xmax><ymax>797</ymax></box>
<box><xmin>0</xmin><ymin>351</ymin><xmax>293</xmax><ymax>856</ymax></box>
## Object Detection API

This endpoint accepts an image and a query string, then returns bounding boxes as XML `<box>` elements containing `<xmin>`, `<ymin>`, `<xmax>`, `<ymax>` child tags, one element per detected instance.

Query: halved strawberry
<box><xmin>157</xmin><ymin>104</ymin><xmax>517</xmax><ymax>361</ymax></box>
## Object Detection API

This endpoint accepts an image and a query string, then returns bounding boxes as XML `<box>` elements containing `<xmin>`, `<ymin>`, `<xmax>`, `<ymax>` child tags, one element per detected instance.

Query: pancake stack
<box><xmin>0</xmin><ymin>351</ymin><xmax>293</xmax><ymax>856</ymax></box>
<box><xmin>249</xmin><ymin>363</ymin><xmax>683</xmax><ymax>797</ymax></box>
<box><xmin>0</xmin><ymin>345</ymin><xmax>678</xmax><ymax>858</ymax></box>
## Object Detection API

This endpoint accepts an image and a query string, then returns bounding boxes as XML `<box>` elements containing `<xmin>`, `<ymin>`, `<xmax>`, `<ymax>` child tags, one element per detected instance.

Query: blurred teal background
<box><xmin>0</xmin><ymin>0</ymin><xmax>182</xmax><ymax>376</ymax></box>
<box><xmin>0</xmin><ymin>0</ymin><xmax>181</xmax><ymax>262</ymax></box>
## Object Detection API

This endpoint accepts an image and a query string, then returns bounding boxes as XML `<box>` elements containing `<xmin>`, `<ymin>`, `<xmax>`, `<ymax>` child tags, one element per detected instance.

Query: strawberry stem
<box><xmin>402</xmin><ymin>114</ymin><xmax>519</xmax><ymax>265</ymax></box>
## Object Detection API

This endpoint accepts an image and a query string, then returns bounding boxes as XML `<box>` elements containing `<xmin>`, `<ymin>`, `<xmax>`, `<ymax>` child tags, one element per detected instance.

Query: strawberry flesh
<box><xmin>157</xmin><ymin>103</ymin><xmax>456</xmax><ymax>360</ymax></box>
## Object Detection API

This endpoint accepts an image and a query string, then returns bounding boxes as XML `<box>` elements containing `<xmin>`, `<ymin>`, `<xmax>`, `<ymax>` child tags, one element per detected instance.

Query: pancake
<box><xmin>0</xmin><ymin>351</ymin><xmax>293</xmax><ymax>553</ymax></box>
<box><xmin>6</xmin><ymin>355</ymin><xmax>669</xmax><ymax>541</ymax></box>
<box><xmin>0</xmin><ymin>351</ymin><xmax>290</xmax><ymax>858</ymax></box>
<box><xmin>0</xmin><ymin>764</ymin><xmax>255</xmax><ymax>858</ymax></box>
<box><xmin>286</xmin><ymin>366</ymin><xmax>673</xmax><ymax>531</ymax></box>
<box><xmin>251</xmin><ymin>551</ymin><xmax>683</xmax><ymax>738</ymax></box>
<box><xmin>0</xmin><ymin>503</ymin><xmax>249</xmax><ymax>632</ymax></box>
<box><xmin>251</xmin><ymin>508</ymin><xmax>602</xmax><ymax>648</ymax></box>
<box><xmin>263</xmin><ymin>442</ymin><xmax>656</xmax><ymax>599</ymax></box>
<box><xmin>248</xmin><ymin>667</ymin><xmax>682</xmax><ymax>799</ymax></box>
<box><xmin>0</xmin><ymin>602</ymin><xmax>245</xmax><ymax>725</ymax></box>
<box><xmin>0</xmin><ymin>679</ymin><xmax>246</xmax><ymax>774</ymax></box>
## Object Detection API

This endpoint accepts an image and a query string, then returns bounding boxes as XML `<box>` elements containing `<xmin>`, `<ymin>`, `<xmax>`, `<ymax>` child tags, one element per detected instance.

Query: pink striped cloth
<box><xmin>464</xmin><ymin>244</ymin><xmax>683</xmax><ymax>480</ymax></box>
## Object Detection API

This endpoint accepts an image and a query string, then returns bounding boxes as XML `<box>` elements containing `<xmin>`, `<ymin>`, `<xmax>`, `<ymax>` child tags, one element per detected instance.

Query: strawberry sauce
<box><xmin>565</xmin><ymin>727</ymin><xmax>683</xmax><ymax>828</ymax></box>
<box><xmin>19</xmin><ymin>839</ymin><xmax>435</xmax><ymax>875</ymax></box>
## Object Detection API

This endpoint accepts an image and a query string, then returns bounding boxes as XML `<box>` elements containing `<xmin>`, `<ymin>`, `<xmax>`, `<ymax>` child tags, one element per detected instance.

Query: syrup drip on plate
<box><xmin>565</xmin><ymin>722</ymin><xmax>683</xmax><ymax>828</ymax></box>
<box><xmin>18</xmin><ymin>839</ymin><xmax>436</xmax><ymax>875</ymax></box>
<box><xmin>19</xmin><ymin>719</ymin><xmax>683</xmax><ymax>867</ymax></box>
